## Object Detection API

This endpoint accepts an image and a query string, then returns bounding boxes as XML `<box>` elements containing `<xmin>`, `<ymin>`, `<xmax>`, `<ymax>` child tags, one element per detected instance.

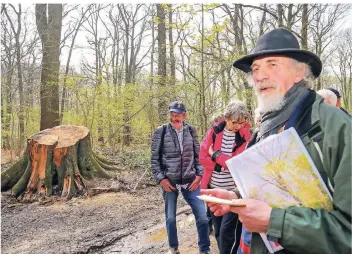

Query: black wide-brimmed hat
<box><xmin>233</xmin><ymin>28</ymin><xmax>322</xmax><ymax>78</ymax></box>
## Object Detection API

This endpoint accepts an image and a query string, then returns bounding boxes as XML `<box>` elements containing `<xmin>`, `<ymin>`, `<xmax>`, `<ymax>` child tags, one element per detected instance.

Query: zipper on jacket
<box><xmin>171</xmin><ymin>127</ymin><xmax>183</xmax><ymax>184</ymax></box>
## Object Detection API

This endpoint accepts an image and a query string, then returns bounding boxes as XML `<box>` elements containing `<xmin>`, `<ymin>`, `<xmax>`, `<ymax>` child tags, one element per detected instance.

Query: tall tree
<box><xmin>3</xmin><ymin>4</ymin><xmax>25</xmax><ymax>147</ymax></box>
<box><xmin>200</xmin><ymin>4</ymin><xmax>207</xmax><ymax>134</ymax></box>
<box><xmin>310</xmin><ymin>4</ymin><xmax>349</xmax><ymax>90</ymax></box>
<box><xmin>168</xmin><ymin>4</ymin><xmax>176</xmax><ymax>86</ymax></box>
<box><xmin>1</xmin><ymin>8</ymin><xmax>15</xmax><ymax>149</ymax></box>
<box><xmin>60</xmin><ymin>5</ymin><xmax>93</xmax><ymax>123</ymax></box>
<box><xmin>301</xmin><ymin>4</ymin><xmax>308</xmax><ymax>50</ymax></box>
<box><xmin>332</xmin><ymin>29</ymin><xmax>352</xmax><ymax>112</ymax></box>
<box><xmin>156</xmin><ymin>4</ymin><xmax>168</xmax><ymax>123</ymax></box>
<box><xmin>35</xmin><ymin>4</ymin><xmax>63</xmax><ymax>130</ymax></box>
<box><xmin>277</xmin><ymin>4</ymin><xmax>284</xmax><ymax>27</ymax></box>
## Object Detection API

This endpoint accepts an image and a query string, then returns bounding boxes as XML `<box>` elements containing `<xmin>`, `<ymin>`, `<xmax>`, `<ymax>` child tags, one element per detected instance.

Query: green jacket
<box><xmin>251</xmin><ymin>91</ymin><xmax>352</xmax><ymax>254</ymax></box>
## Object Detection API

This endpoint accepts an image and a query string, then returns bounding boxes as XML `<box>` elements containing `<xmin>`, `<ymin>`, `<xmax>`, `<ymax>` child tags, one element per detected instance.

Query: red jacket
<box><xmin>199</xmin><ymin>120</ymin><xmax>252</xmax><ymax>189</ymax></box>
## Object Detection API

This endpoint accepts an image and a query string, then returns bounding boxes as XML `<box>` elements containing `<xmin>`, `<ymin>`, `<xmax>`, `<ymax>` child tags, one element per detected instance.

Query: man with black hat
<box><xmin>201</xmin><ymin>28</ymin><xmax>351</xmax><ymax>254</ymax></box>
<box><xmin>327</xmin><ymin>87</ymin><xmax>351</xmax><ymax>116</ymax></box>
<box><xmin>151</xmin><ymin>101</ymin><xmax>211</xmax><ymax>254</ymax></box>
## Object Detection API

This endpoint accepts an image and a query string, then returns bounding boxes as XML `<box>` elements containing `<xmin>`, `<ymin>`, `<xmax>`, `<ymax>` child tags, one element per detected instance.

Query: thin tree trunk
<box><xmin>60</xmin><ymin>6</ymin><xmax>91</xmax><ymax>123</ymax></box>
<box><xmin>168</xmin><ymin>4</ymin><xmax>176</xmax><ymax>86</ymax></box>
<box><xmin>3</xmin><ymin>4</ymin><xmax>25</xmax><ymax>148</ymax></box>
<box><xmin>277</xmin><ymin>4</ymin><xmax>284</xmax><ymax>27</ymax></box>
<box><xmin>2</xmin><ymin>74</ymin><xmax>13</xmax><ymax>149</ymax></box>
<box><xmin>150</xmin><ymin>9</ymin><xmax>156</xmax><ymax>135</ymax></box>
<box><xmin>118</xmin><ymin>4</ymin><xmax>132</xmax><ymax>146</ymax></box>
<box><xmin>200</xmin><ymin>4</ymin><xmax>207</xmax><ymax>135</ymax></box>
<box><xmin>156</xmin><ymin>4</ymin><xmax>167</xmax><ymax>124</ymax></box>
<box><xmin>287</xmin><ymin>4</ymin><xmax>294</xmax><ymax>29</ymax></box>
<box><xmin>259</xmin><ymin>4</ymin><xmax>267</xmax><ymax>36</ymax></box>
<box><xmin>301</xmin><ymin>4</ymin><xmax>308</xmax><ymax>50</ymax></box>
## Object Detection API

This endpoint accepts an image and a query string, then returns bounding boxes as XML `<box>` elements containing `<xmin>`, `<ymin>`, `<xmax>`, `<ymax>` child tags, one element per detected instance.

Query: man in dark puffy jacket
<box><xmin>151</xmin><ymin>101</ymin><xmax>211</xmax><ymax>254</ymax></box>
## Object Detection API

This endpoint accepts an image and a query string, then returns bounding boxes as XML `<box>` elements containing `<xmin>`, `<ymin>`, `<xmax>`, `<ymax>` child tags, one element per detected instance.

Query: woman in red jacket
<box><xmin>200</xmin><ymin>100</ymin><xmax>251</xmax><ymax>254</ymax></box>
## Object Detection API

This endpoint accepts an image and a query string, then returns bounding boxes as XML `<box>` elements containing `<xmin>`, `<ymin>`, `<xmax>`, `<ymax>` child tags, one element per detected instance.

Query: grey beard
<box><xmin>257</xmin><ymin>93</ymin><xmax>286</xmax><ymax>114</ymax></box>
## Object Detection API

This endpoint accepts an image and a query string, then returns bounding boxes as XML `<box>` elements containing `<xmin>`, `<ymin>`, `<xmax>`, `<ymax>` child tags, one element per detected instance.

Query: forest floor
<box><xmin>1</xmin><ymin>149</ymin><xmax>218</xmax><ymax>254</ymax></box>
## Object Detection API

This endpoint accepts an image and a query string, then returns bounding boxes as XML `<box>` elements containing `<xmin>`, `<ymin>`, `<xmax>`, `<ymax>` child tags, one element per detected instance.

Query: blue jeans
<box><xmin>162</xmin><ymin>186</ymin><xmax>210</xmax><ymax>252</ymax></box>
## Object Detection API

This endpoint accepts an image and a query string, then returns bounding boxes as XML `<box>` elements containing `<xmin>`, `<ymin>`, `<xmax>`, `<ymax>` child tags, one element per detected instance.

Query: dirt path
<box><xmin>1</xmin><ymin>185</ymin><xmax>218</xmax><ymax>254</ymax></box>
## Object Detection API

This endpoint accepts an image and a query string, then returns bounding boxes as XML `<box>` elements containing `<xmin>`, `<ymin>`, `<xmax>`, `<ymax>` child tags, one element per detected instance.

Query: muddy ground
<box><xmin>1</xmin><ymin>167</ymin><xmax>218</xmax><ymax>254</ymax></box>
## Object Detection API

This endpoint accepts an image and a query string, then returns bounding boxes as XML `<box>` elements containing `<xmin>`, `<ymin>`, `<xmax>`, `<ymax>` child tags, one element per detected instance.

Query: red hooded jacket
<box><xmin>199</xmin><ymin>120</ymin><xmax>251</xmax><ymax>189</ymax></box>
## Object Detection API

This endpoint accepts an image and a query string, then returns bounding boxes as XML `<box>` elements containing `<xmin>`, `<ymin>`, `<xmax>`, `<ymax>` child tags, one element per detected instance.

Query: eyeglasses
<box><xmin>231</xmin><ymin>121</ymin><xmax>245</xmax><ymax>126</ymax></box>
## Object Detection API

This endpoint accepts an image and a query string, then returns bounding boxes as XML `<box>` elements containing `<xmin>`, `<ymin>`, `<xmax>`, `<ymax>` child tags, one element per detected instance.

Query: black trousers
<box><xmin>211</xmin><ymin>211</ymin><xmax>242</xmax><ymax>254</ymax></box>
<box><xmin>207</xmin><ymin>206</ymin><xmax>213</xmax><ymax>228</ymax></box>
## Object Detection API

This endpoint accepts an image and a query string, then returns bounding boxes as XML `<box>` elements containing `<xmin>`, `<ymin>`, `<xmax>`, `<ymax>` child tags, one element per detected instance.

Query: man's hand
<box><xmin>160</xmin><ymin>179</ymin><xmax>176</xmax><ymax>192</ymax></box>
<box><xmin>200</xmin><ymin>189</ymin><xmax>238</xmax><ymax>216</ymax></box>
<box><xmin>231</xmin><ymin>199</ymin><xmax>272</xmax><ymax>233</ymax></box>
<box><xmin>189</xmin><ymin>176</ymin><xmax>202</xmax><ymax>191</ymax></box>
<box><xmin>201</xmin><ymin>189</ymin><xmax>272</xmax><ymax>233</ymax></box>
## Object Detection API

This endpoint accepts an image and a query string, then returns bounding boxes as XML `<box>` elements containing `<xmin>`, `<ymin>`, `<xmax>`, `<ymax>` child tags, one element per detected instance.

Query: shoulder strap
<box><xmin>188</xmin><ymin>125</ymin><xmax>193</xmax><ymax>137</ymax></box>
<box><xmin>161</xmin><ymin>124</ymin><xmax>166</xmax><ymax>144</ymax></box>
<box><xmin>159</xmin><ymin>124</ymin><xmax>167</xmax><ymax>156</ymax></box>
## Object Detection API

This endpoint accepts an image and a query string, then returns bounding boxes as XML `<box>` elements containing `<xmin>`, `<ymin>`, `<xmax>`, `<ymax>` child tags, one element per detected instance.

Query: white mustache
<box><xmin>254</xmin><ymin>82</ymin><xmax>277</xmax><ymax>92</ymax></box>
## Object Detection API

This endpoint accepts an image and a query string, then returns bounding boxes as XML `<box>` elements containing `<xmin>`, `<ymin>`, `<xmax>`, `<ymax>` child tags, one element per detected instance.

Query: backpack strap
<box><xmin>159</xmin><ymin>124</ymin><xmax>167</xmax><ymax>158</ymax></box>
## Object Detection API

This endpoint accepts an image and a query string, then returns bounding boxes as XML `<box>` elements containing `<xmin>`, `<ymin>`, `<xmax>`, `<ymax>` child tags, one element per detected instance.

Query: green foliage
<box><xmin>153</xmin><ymin>16</ymin><xmax>160</xmax><ymax>24</ymax></box>
<box><xmin>118</xmin><ymin>145</ymin><xmax>151</xmax><ymax>170</ymax></box>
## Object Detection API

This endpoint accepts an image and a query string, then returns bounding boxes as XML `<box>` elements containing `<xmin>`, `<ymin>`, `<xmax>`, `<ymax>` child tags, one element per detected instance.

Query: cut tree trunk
<box><xmin>1</xmin><ymin>125</ymin><xmax>117</xmax><ymax>201</ymax></box>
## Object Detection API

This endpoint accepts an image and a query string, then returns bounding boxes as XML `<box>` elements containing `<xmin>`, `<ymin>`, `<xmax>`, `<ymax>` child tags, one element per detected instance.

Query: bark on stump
<box><xmin>1</xmin><ymin>125</ymin><xmax>118</xmax><ymax>201</ymax></box>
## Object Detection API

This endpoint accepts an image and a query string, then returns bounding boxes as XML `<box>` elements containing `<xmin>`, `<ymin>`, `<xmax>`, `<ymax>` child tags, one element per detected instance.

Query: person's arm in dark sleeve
<box><xmin>151</xmin><ymin>126</ymin><xmax>165</xmax><ymax>184</ymax></box>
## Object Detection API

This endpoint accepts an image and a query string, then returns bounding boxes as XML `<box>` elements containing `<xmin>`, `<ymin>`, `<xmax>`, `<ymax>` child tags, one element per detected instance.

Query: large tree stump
<box><xmin>1</xmin><ymin>125</ymin><xmax>118</xmax><ymax>201</ymax></box>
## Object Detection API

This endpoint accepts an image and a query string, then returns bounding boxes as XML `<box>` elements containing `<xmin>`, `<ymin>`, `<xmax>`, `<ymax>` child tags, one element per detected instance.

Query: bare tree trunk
<box><xmin>156</xmin><ymin>4</ymin><xmax>168</xmax><ymax>124</ymax></box>
<box><xmin>168</xmin><ymin>4</ymin><xmax>176</xmax><ymax>86</ymax></box>
<box><xmin>287</xmin><ymin>4</ymin><xmax>294</xmax><ymax>29</ymax></box>
<box><xmin>149</xmin><ymin>8</ymin><xmax>156</xmax><ymax>135</ymax></box>
<box><xmin>2</xmin><ymin>74</ymin><xmax>13</xmax><ymax>150</ymax></box>
<box><xmin>60</xmin><ymin>6</ymin><xmax>92</xmax><ymax>123</ymax></box>
<box><xmin>301</xmin><ymin>4</ymin><xmax>308</xmax><ymax>50</ymax></box>
<box><xmin>277</xmin><ymin>4</ymin><xmax>284</xmax><ymax>27</ymax></box>
<box><xmin>36</xmin><ymin>4</ymin><xmax>62</xmax><ymax>130</ymax></box>
<box><xmin>119</xmin><ymin>4</ymin><xmax>132</xmax><ymax>146</ymax></box>
<box><xmin>3</xmin><ymin>4</ymin><xmax>25</xmax><ymax>148</ymax></box>
<box><xmin>259</xmin><ymin>4</ymin><xmax>267</xmax><ymax>36</ymax></box>
<box><xmin>234</xmin><ymin>4</ymin><xmax>242</xmax><ymax>53</ymax></box>
<box><xmin>200</xmin><ymin>4</ymin><xmax>207</xmax><ymax>135</ymax></box>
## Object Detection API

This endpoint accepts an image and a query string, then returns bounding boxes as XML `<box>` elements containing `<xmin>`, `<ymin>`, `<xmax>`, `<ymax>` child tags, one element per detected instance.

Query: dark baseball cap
<box><xmin>327</xmin><ymin>88</ymin><xmax>341</xmax><ymax>98</ymax></box>
<box><xmin>169</xmin><ymin>101</ymin><xmax>186</xmax><ymax>114</ymax></box>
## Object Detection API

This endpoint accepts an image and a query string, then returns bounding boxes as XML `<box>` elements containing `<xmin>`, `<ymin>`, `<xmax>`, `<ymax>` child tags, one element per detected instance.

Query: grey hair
<box><xmin>316</xmin><ymin>89</ymin><xmax>337</xmax><ymax>106</ymax></box>
<box><xmin>291</xmin><ymin>59</ymin><xmax>315</xmax><ymax>88</ymax></box>
<box><xmin>246</xmin><ymin>58</ymin><xmax>315</xmax><ymax>88</ymax></box>
<box><xmin>223</xmin><ymin>100</ymin><xmax>250</xmax><ymax>120</ymax></box>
